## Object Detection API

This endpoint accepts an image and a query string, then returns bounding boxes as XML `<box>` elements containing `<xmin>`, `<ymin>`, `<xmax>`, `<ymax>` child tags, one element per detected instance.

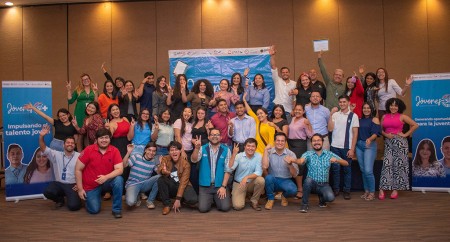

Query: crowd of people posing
<box><xmin>12</xmin><ymin>46</ymin><xmax>449</xmax><ymax>218</ymax></box>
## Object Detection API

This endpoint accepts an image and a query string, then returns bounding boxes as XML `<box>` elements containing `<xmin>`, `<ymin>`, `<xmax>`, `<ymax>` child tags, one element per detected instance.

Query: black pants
<box><xmin>157</xmin><ymin>176</ymin><xmax>198</xmax><ymax>207</ymax></box>
<box><xmin>43</xmin><ymin>181</ymin><xmax>81</xmax><ymax>211</ymax></box>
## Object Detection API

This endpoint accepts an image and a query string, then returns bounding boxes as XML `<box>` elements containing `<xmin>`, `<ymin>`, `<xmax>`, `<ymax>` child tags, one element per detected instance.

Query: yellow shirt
<box><xmin>247</xmin><ymin>108</ymin><xmax>275</xmax><ymax>154</ymax></box>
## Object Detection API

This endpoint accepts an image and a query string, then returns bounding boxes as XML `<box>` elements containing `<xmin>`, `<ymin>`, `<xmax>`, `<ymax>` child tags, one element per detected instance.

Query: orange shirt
<box><xmin>98</xmin><ymin>93</ymin><xmax>119</xmax><ymax>119</ymax></box>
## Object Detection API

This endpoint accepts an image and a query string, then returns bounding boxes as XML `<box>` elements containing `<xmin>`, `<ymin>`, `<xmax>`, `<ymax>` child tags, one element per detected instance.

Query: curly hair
<box><xmin>191</xmin><ymin>79</ymin><xmax>214</xmax><ymax>97</ymax></box>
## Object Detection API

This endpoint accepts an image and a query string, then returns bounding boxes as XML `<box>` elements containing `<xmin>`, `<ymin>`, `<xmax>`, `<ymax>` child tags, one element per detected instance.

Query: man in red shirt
<box><xmin>75</xmin><ymin>128</ymin><xmax>124</xmax><ymax>218</ymax></box>
<box><xmin>210</xmin><ymin>99</ymin><xmax>236</xmax><ymax>146</ymax></box>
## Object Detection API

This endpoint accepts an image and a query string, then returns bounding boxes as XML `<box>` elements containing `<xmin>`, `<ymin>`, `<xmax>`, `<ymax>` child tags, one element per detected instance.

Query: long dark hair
<box><xmin>270</xmin><ymin>104</ymin><xmax>287</xmax><ymax>120</ymax></box>
<box><xmin>85</xmin><ymin>101</ymin><xmax>101</xmax><ymax>116</ymax></box>
<box><xmin>107</xmin><ymin>103</ymin><xmax>121</xmax><ymax>120</ymax></box>
<box><xmin>103</xmin><ymin>80</ymin><xmax>118</xmax><ymax>99</ymax></box>
<box><xmin>179</xmin><ymin>107</ymin><xmax>193</xmax><ymax>136</ymax></box>
<box><xmin>158</xmin><ymin>108</ymin><xmax>172</xmax><ymax>125</ymax></box>
<box><xmin>253</xmin><ymin>74</ymin><xmax>266</xmax><ymax>89</ymax></box>
<box><xmin>193</xmin><ymin>106</ymin><xmax>208</xmax><ymax>128</ymax></box>
<box><xmin>137</xmin><ymin>108</ymin><xmax>151</xmax><ymax>131</ymax></box>
<box><xmin>192</xmin><ymin>79</ymin><xmax>214</xmax><ymax>97</ymax></box>
<box><xmin>23</xmin><ymin>148</ymin><xmax>51</xmax><ymax>184</ymax></box>
<box><xmin>376</xmin><ymin>67</ymin><xmax>390</xmax><ymax>92</ymax></box>
<box><xmin>229</xmin><ymin>72</ymin><xmax>244</xmax><ymax>95</ymax></box>
<box><xmin>172</xmin><ymin>74</ymin><xmax>189</xmax><ymax>100</ymax></box>
<box><xmin>413</xmin><ymin>139</ymin><xmax>438</xmax><ymax>167</ymax></box>
<box><xmin>56</xmin><ymin>108</ymin><xmax>73</xmax><ymax>122</ymax></box>
<box><xmin>155</xmin><ymin>76</ymin><xmax>168</xmax><ymax>96</ymax></box>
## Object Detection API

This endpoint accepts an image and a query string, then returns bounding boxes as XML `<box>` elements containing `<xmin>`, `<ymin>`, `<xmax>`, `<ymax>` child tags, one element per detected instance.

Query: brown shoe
<box><xmin>251</xmin><ymin>202</ymin><xmax>262</xmax><ymax>211</ymax></box>
<box><xmin>281</xmin><ymin>195</ymin><xmax>288</xmax><ymax>207</ymax></box>
<box><xmin>162</xmin><ymin>206</ymin><xmax>171</xmax><ymax>215</ymax></box>
<box><xmin>265</xmin><ymin>200</ymin><xmax>274</xmax><ymax>210</ymax></box>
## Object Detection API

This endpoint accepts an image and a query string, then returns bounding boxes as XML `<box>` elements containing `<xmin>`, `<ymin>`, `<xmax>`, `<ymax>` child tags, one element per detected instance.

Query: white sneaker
<box><xmin>146</xmin><ymin>201</ymin><xmax>156</xmax><ymax>209</ymax></box>
<box><xmin>135</xmin><ymin>200</ymin><xmax>141</xmax><ymax>207</ymax></box>
<box><xmin>140</xmin><ymin>193</ymin><xmax>148</xmax><ymax>200</ymax></box>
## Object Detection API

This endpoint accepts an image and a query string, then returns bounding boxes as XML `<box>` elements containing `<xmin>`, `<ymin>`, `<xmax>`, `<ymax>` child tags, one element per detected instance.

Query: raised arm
<box><xmin>127</xmin><ymin>118</ymin><xmax>135</xmax><ymax>141</ymax></box>
<box><xmin>318</xmin><ymin>51</ymin><xmax>332</xmax><ymax>85</ymax></box>
<box><xmin>38</xmin><ymin>125</ymin><xmax>51</xmax><ymax>151</ymax></box>
<box><xmin>269</xmin><ymin>45</ymin><xmax>277</xmax><ymax>70</ymax></box>
<box><xmin>122</xmin><ymin>144</ymin><xmax>134</xmax><ymax>167</ymax></box>
<box><xmin>24</xmin><ymin>103</ymin><xmax>54</xmax><ymax>125</ymax></box>
<box><xmin>328</xmin><ymin>108</ymin><xmax>338</xmax><ymax>132</ymax></box>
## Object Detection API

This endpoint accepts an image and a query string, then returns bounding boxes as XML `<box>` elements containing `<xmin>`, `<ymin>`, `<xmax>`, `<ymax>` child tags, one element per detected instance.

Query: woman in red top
<box><xmin>345</xmin><ymin>75</ymin><xmax>364</xmax><ymax>118</ymax></box>
<box><xmin>106</xmin><ymin>104</ymin><xmax>133</xmax><ymax>158</ymax></box>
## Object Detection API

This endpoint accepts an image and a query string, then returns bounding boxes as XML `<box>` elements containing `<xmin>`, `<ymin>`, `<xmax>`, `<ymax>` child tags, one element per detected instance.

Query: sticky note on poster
<box><xmin>313</xmin><ymin>39</ymin><xmax>329</xmax><ymax>52</ymax></box>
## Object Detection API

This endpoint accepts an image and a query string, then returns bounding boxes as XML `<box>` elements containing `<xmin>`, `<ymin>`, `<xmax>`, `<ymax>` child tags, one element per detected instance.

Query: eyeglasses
<box><xmin>210</xmin><ymin>134</ymin><xmax>221</xmax><ymax>137</ymax></box>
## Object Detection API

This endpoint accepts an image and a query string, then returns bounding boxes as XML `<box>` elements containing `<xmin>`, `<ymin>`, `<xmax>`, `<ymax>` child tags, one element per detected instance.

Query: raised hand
<box><xmin>40</xmin><ymin>124</ymin><xmax>51</xmax><ymax>136</ymax></box>
<box><xmin>331</xmin><ymin>107</ymin><xmax>339</xmax><ymax>114</ymax></box>
<box><xmin>130</xmin><ymin>117</ymin><xmax>136</xmax><ymax>126</ymax></box>
<box><xmin>243</xmin><ymin>91</ymin><xmax>248</xmax><ymax>101</ymax></box>
<box><xmin>126</xmin><ymin>144</ymin><xmax>134</xmax><ymax>154</ymax></box>
<box><xmin>23</xmin><ymin>103</ymin><xmax>34</xmax><ymax>110</ymax></box>
<box><xmin>318</xmin><ymin>50</ymin><xmax>323</xmax><ymax>58</ymax></box>
<box><xmin>104</xmin><ymin>119</ymin><xmax>110</xmax><ymax>129</ymax></box>
<box><xmin>206</xmin><ymin>120</ymin><xmax>214</xmax><ymax>129</ymax></box>
<box><xmin>232</xmin><ymin>143</ymin><xmax>239</xmax><ymax>154</ymax></box>
<box><xmin>101</xmin><ymin>62</ymin><xmax>107</xmax><ymax>72</ymax></box>
<box><xmin>268</xmin><ymin>45</ymin><xmax>276</xmax><ymax>56</ymax></box>
<box><xmin>92</xmin><ymin>83</ymin><xmax>98</xmax><ymax>92</ymax></box>
<box><xmin>264</xmin><ymin>144</ymin><xmax>273</xmax><ymax>152</ymax></box>
<box><xmin>71</xmin><ymin>117</ymin><xmax>78</xmax><ymax>128</ymax></box>
<box><xmin>405</xmin><ymin>75</ymin><xmax>413</xmax><ymax>86</ymax></box>
<box><xmin>358</xmin><ymin>65</ymin><xmax>365</xmax><ymax>75</ymax></box>
<box><xmin>66</xmin><ymin>81</ymin><xmax>71</xmax><ymax>91</ymax></box>
<box><xmin>180</xmin><ymin>81</ymin><xmax>186</xmax><ymax>90</ymax></box>
<box><xmin>244</xmin><ymin>67</ymin><xmax>250</xmax><ymax>77</ymax></box>
<box><xmin>193</xmin><ymin>135</ymin><xmax>202</xmax><ymax>149</ymax></box>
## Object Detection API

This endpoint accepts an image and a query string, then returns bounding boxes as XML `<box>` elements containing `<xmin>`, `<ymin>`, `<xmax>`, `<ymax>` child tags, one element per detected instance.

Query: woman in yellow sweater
<box><xmin>243</xmin><ymin>92</ymin><xmax>276</xmax><ymax>154</ymax></box>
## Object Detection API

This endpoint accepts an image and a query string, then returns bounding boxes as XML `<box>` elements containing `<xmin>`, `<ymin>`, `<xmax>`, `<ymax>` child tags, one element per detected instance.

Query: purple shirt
<box><xmin>288</xmin><ymin>117</ymin><xmax>314</xmax><ymax>140</ymax></box>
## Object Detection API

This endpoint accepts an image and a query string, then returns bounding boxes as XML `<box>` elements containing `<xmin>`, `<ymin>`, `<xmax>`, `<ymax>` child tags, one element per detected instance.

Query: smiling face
<box><xmin>244</xmin><ymin>142</ymin><xmax>257</xmax><ymax>157</ymax></box>
<box><xmin>281</xmin><ymin>68</ymin><xmax>290</xmax><ymax>80</ymax></box>
<box><xmin>105</xmin><ymin>82</ymin><xmax>114</xmax><ymax>94</ymax></box>
<box><xmin>309</xmin><ymin>69</ymin><xmax>318</xmax><ymax>81</ymax></box>
<box><xmin>159</xmin><ymin>78</ymin><xmax>166</xmax><ymax>89</ymax></box>
<box><xmin>254</xmin><ymin>75</ymin><xmax>263</xmax><ymax>87</ymax></box>
<box><xmin>217</xmin><ymin>100</ymin><xmax>228</xmax><ymax>113</ymax></box>
<box><xmin>81</xmin><ymin>75</ymin><xmax>91</xmax><ymax>87</ymax></box>
<box><xmin>293</xmin><ymin>105</ymin><xmax>304</xmax><ymax>118</ymax></box>
<box><xmin>110</xmin><ymin>105</ymin><xmax>121</xmax><ymax>118</ymax></box>
<box><xmin>232</xmin><ymin>74</ymin><xmax>241</xmax><ymax>86</ymax></box>
<box><xmin>273</xmin><ymin>107</ymin><xmax>284</xmax><ymax>119</ymax></box>
<box><xmin>146</xmin><ymin>75</ymin><xmax>155</xmax><ymax>84</ymax></box>
<box><xmin>35</xmin><ymin>150</ymin><xmax>49</xmax><ymax>169</ymax></box>
<box><xmin>144</xmin><ymin>146</ymin><xmax>157</xmax><ymax>160</ymax></box>
<box><xmin>161</xmin><ymin>110</ymin><xmax>171</xmax><ymax>122</ymax></box>
<box><xmin>366</xmin><ymin>75</ymin><xmax>375</xmax><ymax>85</ymax></box>
<box><xmin>140</xmin><ymin>110</ymin><xmax>150</xmax><ymax>121</ymax></box>
<box><xmin>97</xmin><ymin>135</ymin><xmax>111</xmax><ymax>149</ymax></box>
<box><xmin>235</xmin><ymin>104</ymin><xmax>245</xmax><ymax>116</ymax></box>
<box><xmin>169</xmin><ymin>146</ymin><xmax>181</xmax><ymax>162</ymax></box>
<box><xmin>338</xmin><ymin>98</ymin><xmax>349</xmax><ymax>111</ymax></box>
<box><xmin>256</xmin><ymin>109</ymin><xmax>268</xmax><ymax>122</ymax></box>
<box><xmin>274</xmin><ymin>135</ymin><xmax>286</xmax><ymax>150</ymax></box>
<box><xmin>182</xmin><ymin>108</ymin><xmax>192</xmax><ymax>121</ymax></box>
<box><xmin>311</xmin><ymin>135</ymin><xmax>323</xmax><ymax>151</ymax></box>
<box><xmin>310</xmin><ymin>92</ymin><xmax>322</xmax><ymax>105</ymax></box>
<box><xmin>347</xmin><ymin>78</ymin><xmax>355</xmax><ymax>89</ymax></box>
<box><xmin>179</xmin><ymin>76</ymin><xmax>187</xmax><ymax>87</ymax></box>
<box><xmin>199</xmin><ymin>82</ymin><xmax>206</xmax><ymax>93</ymax></box>
<box><xmin>125</xmin><ymin>82</ymin><xmax>134</xmax><ymax>92</ymax></box>
<box><xmin>64</xmin><ymin>138</ymin><xmax>76</xmax><ymax>153</ymax></box>
<box><xmin>8</xmin><ymin>147</ymin><xmax>23</xmax><ymax>167</ymax></box>
<box><xmin>389</xmin><ymin>103</ymin><xmax>399</xmax><ymax>114</ymax></box>
<box><xmin>58</xmin><ymin>111</ymin><xmax>70</xmax><ymax>123</ymax></box>
<box><xmin>196</xmin><ymin>108</ymin><xmax>206</xmax><ymax>121</ymax></box>
<box><xmin>86</xmin><ymin>103</ymin><xmax>97</xmax><ymax>116</ymax></box>
<box><xmin>219</xmin><ymin>80</ymin><xmax>229</xmax><ymax>91</ymax></box>
<box><xmin>362</xmin><ymin>104</ymin><xmax>372</xmax><ymax>118</ymax></box>
<box><xmin>208</xmin><ymin>130</ymin><xmax>221</xmax><ymax>145</ymax></box>
<box><xmin>376</xmin><ymin>69</ymin><xmax>386</xmax><ymax>80</ymax></box>
<box><xmin>442</xmin><ymin>142</ymin><xmax>450</xmax><ymax>159</ymax></box>
<box><xmin>301</xmin><ymin>76</ymin><xmax>310</xmax><ymax>88</ymax></box>
<box><xmin>419</xmin><ymin>143</ymin><xmax>432</xmax><ymax>162</ymax></box>
<box><xmin>333</xmin><ymin>69</ymin><xmax>344</xmax><ymax>83</ymax></box>
<box><xmin>115</xmin><ymin>79</ymin><xmax>124</xmax><ymax>88</ymax></box>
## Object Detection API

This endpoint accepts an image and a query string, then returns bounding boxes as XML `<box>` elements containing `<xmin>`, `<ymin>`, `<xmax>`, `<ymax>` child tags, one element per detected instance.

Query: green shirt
<box><xmin>318</xmin><ymin>58</ymin><xmax>345</xmax><ymax>110</ymax></box>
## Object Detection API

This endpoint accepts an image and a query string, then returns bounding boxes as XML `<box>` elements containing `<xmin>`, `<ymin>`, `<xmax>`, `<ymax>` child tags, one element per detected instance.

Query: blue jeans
<box><xmin>355</xmin><ymin>140</ymin><xmax>377</xmax><ymax>193</ymax></box>
<box><xmin>302</xmin><ymin>177</ymin><xmax>334</xmax><ymax>205</ymax></box>
<box><xmin>125</xmin><ymin>175</ymin><xmax>160</xmax><ymax>206</ymax></box>
<box><xmin>85</xmin><ymin>176</ymin><xmax>123</xmax><ymax>214</ymax></box>
<box><xmin>49</xmin><ymin>138</ymin><xmax>64</xmax><ymax>152</ymax></box>
<box><xmin>330</xmin><ymin>147</ymin><xmax>352</xmax><ymax>193</ymax></box>
<box><xmin>264</xmin><ymin>174</ymin><xmax>297</xmax><ymax>200</ymax></box>
<box><xmin>154</xmin><ymin>147</ymin><xmax>168</xmax><ymax>164</ymax></box>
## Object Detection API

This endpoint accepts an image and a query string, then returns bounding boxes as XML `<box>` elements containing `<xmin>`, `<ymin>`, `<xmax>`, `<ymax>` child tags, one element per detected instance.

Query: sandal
<box><xmin>360</xmin><ymin>192</ymin><xmax>369</xmax><ymax>199</ymax></box>
<box><xmin>294</xmin><ymin>190</ymin><xmax>303</xmax><ymax>200</ymax></box>
<box><xmin>365</xmin><ymin>193</ymin><xmax>375</xmax><ymax>201</ymax></box>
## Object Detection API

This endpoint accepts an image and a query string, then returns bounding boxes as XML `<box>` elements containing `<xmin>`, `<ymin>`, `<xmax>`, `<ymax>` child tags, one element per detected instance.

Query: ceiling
<box><xmin>1</xmin><ymin>0</ymin><xmax>165</xmax><ymax>7</ymax></box>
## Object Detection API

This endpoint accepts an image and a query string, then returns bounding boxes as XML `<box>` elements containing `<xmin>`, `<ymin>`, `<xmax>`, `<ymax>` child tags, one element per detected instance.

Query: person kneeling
<box><xmin>228</xmin><ymin>138</ymin><xmax>265</xmax><ymax>211</ymax></box>
<box><xmin>75</xmin><ymin>128</ymin><xmax>124</xmax><ymax>218</ymax></box>
<box><xmin>158</xmin><ymin>141</ymin><xmax>198</xmax><ymax>215</ymax></box>
<box><xmin>295</xmin><ymin>133</ymin><xmax>348</xmax><ymax>213</ymax></box>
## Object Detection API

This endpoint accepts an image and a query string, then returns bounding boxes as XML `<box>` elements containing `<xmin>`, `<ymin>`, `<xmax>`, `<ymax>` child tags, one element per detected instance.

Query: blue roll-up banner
<box><xmin>411</xmin><ymin>73</ymin><xmax>450</xmax><ymax>192</ymax></box>
<box><xmin>168</xmin><ymin>47</ymin><xmax>274</xmax><ymax>111</ymax></box>
<box><xmin>2</xmin><ymin>81</ymin><xmax>53</xmax><ymax>201</ymax></box>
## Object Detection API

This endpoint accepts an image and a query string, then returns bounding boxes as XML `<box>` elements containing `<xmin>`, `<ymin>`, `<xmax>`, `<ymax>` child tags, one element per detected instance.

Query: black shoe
<box><xmin>54</xmin><ymin>201</ymin><xmax>64</xmax><ymax>209</ymax></box>
<box><xmin>318</xmin><ymin>202</ymin><xmax>327</xmax><ymax>208</ymax></box>
<box><xmin>333</xmin><ymin>190</ymin><xmax>340</xmax><ymax>197</ymax></box>
<box><xmin>343</xmin><ymin>192</ymin><xmax>351</xmax><ymax>200</ymax></box>
<box><xmin>299</xmin><ymin>204</ymin><xmax>309</xmax><ymax>213</ymax></box>
<box><xmin>112</xmin><ymin>211</ymin><xmax>122</xmax><ymax>219</ymax></box>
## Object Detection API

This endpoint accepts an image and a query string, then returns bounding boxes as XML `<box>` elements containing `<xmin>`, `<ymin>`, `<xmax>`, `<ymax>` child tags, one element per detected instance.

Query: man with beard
<box><xmin>318</xmin><ymin>50</ymin><xmax>345</xmax><ymax>110</ymax></box>
<box><xmin>269</xmin><ymin>45</ymin><xmax>296</xmax><ymax>122</ymax></box>
<box><xmin>211</xmin><ymin>98</ymin><xmax>236</xmax><ymax>146</ymax></box>
<box><xmin>309</xmin><ymin>68</ymin><xmax>326</xmax><ymax>104</ymax></box>
<box><xmin>228</xmin><ymin>101</ymin><xmax>256</xmax><ymax>152</ymax></box>
<box><xmin>192</xmin><ymin>128</ymin><xmax>231</xmax><ymax>213</ymax></box>
<box><xmin>39</xmin><ymin>125</ymin><xmax>81</xmax><ymax>211</ymax></box>
<box><xmin>158</xmin><ymin>141</ymin><xmax>198</xmax><ymax>215</ymax></box>
<box><xmin>305</xmin><ymin>91</ymin><xmax>330</xmax><ymax>151</ymax></box>
<box><xmin>75</xmin><ymin>128</ymin><xmax>124</xmax><ymax>218</ymax></box>
<box><xmin>295</xmin><ymin>133</ymin><xmax>347</xmax><ymax>213</ymax></box>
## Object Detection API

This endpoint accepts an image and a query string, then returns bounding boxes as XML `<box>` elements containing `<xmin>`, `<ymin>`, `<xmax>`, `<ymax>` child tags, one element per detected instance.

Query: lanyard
<box><xmin>62</xmin><ymin>153</ymin><xmax>74</xmax><ymax>172</ymax></box>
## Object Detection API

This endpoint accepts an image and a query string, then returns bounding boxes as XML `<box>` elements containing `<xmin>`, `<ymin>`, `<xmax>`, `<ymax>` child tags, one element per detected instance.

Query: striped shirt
<box><xmin>125</xmin><ymin>153</ymin><xmax>160</xmax><ymax>188</ymax></box>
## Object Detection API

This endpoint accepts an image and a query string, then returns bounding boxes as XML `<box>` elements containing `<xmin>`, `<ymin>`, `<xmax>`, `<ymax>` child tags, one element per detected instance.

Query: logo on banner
<box><xmin>415</xmin><ymin>94</ymin><xmax>450</xmax><ymax>107</ymax></box>
<box><xmin>6</xmin><ymin>102</ymin><xmax>49</xmax><ymax>115</ymax></box>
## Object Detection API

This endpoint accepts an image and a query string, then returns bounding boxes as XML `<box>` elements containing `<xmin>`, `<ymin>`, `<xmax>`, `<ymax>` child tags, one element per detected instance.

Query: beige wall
<box><xmin>1</xmin><ymin>0</ymin><xmax>450</xmax><ymax>126</ymax></box>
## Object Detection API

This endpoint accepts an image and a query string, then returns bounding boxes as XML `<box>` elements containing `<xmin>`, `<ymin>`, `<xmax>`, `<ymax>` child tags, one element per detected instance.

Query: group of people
<box><xmin>8</xmin><ymin>45</ymin><xmax>449</xmax><ymax>218</ymax></box>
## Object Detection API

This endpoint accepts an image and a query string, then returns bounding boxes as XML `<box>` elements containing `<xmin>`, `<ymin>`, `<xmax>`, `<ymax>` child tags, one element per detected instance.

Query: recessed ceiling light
<box><xmin>5</xmin><ymin>2</ymin><xmax>14</xmax><ymax>6</ymax></box>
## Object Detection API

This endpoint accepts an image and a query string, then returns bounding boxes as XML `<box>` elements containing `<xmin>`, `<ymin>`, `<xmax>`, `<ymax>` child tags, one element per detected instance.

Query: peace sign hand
<box><xmin>194</xmin><ymin>135</ymin><xmax>202</xmax><ymax>149</ymax></box>
<box><xmin>232</xmin><ymin>143</ymin><xmax>240</xmax><ymax>154</ymax></box>
<box><xmin>104</xmin><ymin>119</ymin><xmax>110</xmax><ymax>129</ymax></box>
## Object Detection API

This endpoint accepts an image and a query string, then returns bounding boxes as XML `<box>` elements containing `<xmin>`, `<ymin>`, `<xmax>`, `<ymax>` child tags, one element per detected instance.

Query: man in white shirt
<box><xmin>328</xmin><ymin>95</ymin><xmax>359</xmax><ymax>200</ymax></box>
<box><xmin>269</xmin><ymin>45</ymin><xmax>296</xmax><ymax>122</ymax></box>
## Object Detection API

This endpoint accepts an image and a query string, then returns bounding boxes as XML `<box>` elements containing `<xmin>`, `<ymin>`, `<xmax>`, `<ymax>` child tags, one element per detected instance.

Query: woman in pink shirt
<box><xmin>288</xmin><ymin>103</ymin><xmax>314</xmax><ymax>199</ymax></box>
<box><xmin>379</xmin><ymin>98</ymin><xmax>418</xmax><ymax>200</ymax></box>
